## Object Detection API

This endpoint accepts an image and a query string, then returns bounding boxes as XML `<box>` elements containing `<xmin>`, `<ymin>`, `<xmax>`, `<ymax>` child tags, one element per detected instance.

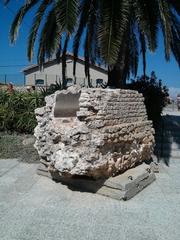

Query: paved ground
<box><xmin>0</xmin><ymin>158</ymin><xmax>180</xmax><ymax>240</ymax></box>
<box><xmin>163</xmin><ymin>105</ymin><xmax>180</xmax><ymax>116</ymax></box>
<box><xmin>1</xmin><ymin>108</ymin><xmax>180</xmax><ymax>240</ymax></box>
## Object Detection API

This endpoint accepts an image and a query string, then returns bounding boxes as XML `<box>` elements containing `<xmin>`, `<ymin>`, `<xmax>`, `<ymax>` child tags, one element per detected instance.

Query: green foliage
<box><xmin>6</xmin><ymin>0</ymin><xmax>180</xmax><ymax>87</ymax></box>
<box><xmin>0</xmin><ymin>90</ymin><xmax>45</xmax><ymax>134</ymax></box>
<box><xmin>128</xmin><ymin>71</ymin><xmax>169</xmax><ymax>125</ymax></box>
<box><xmin>40</xmin><ymin>81</ymin><xmax>63</xmax><ymax>98</ymax></box>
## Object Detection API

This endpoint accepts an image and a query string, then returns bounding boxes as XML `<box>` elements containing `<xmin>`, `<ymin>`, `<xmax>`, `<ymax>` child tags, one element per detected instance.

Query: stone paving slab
<box><xmin>0</xmin><ymin>159</ymin><xmax>19</xmax><ymax>177</ymax></box>
<box><xmin>0</xmin><ymin>158</ymin><xmax>180</xmax><ymax>240</ymax></box>
<box><xmin>37</xmin><ymin>163</ymin><xmax>156</xmax><ymax>200</ymax></box>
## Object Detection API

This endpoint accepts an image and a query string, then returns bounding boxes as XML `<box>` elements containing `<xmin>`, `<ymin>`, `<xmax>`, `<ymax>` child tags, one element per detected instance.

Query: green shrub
<box><xmin>0</xmin><ymin>90</ymin><xmax>45</xmax><ymax>134</ymax></box>
<box><xmin>0</xmin><ymin>82</ymin><xmax>65</xmax><ymax>134</ymax></box>
<box><xmin>127</xmin><ymin>71</ymin><xmax>169</xmax><ymax>125</ymax></box>
<box><xmin>40</xmin><ymin>81</ymin><xmax>64</xmax><ymax>98</ymax></box>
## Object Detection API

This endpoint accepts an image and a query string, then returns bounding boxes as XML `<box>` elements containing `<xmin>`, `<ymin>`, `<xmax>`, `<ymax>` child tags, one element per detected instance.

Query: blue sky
<box><xmin>0</xmin><ymin>1</ymin><xmax>179</xmax><ymax>90</ymax></box>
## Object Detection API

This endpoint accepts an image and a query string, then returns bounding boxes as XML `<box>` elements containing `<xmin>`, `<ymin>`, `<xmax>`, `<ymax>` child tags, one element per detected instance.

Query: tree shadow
<box><xmin>154</xmin><ymin>114</ymin><xmax>180</xmax><ymax>166</ymax></box>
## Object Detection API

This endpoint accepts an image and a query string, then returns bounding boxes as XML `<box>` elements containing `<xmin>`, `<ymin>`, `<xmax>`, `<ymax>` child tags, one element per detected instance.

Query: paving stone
<box><xmin>0</xmin><ymin>150</ymin><xmax>180</xmax><ymax>240</ymax></box>
<box><xmin>124</xmin><ymin>226</ymin><xmax>158</xmax><ymax>240</ymax></box>
<box><xmin>0</xmin><ymin>159</ymin><xmax>19</xmax><ymax>177</ymax></box>
<box><xmin>37</xmin><ymin>163</ymin><xmax>156</xmax><ymax>200</ymax></box>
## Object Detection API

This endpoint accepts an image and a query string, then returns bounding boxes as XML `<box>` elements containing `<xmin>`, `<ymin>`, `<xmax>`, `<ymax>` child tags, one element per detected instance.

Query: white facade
<box><xmin>24</xmin><ymin>57</ymin><xmax>108</xmax><ymax>87</ymax></box>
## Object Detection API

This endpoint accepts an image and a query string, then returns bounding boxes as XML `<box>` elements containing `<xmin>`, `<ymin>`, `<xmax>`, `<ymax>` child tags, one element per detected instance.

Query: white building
<box><xmin>23</xmin><ymin>54</ymin><xmax>108</xmax><ymax>87</ymax></box>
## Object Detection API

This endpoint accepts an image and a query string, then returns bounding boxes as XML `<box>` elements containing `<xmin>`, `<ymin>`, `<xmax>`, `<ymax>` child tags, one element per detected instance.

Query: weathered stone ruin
<box><xmin>34</xmin><ymin>87</ymin><xmax>154</xmax><ymax>179</ymax></box>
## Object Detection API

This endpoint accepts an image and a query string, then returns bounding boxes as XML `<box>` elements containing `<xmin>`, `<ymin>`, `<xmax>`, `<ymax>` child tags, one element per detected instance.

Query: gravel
<box><xmin>0</xmin><ymin>132</ymin><xmax>39</xmax><ymax>163</ymax></box>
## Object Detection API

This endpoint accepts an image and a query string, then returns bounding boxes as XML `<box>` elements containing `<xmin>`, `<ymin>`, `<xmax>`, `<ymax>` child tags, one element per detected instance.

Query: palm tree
<box><xmin>6</xmin><ymin>0</ymin><xmax>180</xmax><ymax>88</ymax></box>
<box><xmin>5</xmin><ymin>0</ymin><xmax>79</xmax><ymax>88</ymax></box>
<box><xmin>74</xmin><ymin>0</ymin><xmax>180</xmax><ymax>87</ymax></box>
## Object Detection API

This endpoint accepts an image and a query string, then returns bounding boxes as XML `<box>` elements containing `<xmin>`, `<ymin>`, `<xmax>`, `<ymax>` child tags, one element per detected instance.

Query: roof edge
<box><xmin>22</xmin><ymin>54</ymin><xmax>108</xmax><ymax>75</ymax></box>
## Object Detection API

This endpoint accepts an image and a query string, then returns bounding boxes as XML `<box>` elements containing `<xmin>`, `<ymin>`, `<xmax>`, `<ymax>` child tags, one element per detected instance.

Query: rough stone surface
<box><xmin>34</xmin><ymin>87</ymin><xmax>155</xmax><ymax>179</ymax></box>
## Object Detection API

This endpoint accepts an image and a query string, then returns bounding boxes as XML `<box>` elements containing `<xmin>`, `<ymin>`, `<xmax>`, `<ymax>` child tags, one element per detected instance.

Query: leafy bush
<box><xmin>40</xmin><ymin>81</ymin><xmax>64</xmax><ymax>98</ymax></box>
<box><xmin>0</xmin><ymin>81</ymin><xmax>66</xmax><ymax>134</ymax></box>
<box><xmin>0</xmin><ymin>90</ymin><xmax>45</xmax><ymax>134</ymax></box>
<box><xmin>127</xmin><ymin>71</ymin><xmax>169</xmax><ymax>125</ymax></box>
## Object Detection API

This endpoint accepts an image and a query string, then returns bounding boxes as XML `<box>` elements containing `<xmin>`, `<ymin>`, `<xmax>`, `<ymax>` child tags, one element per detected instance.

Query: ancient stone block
<box><xmin>34</xmin><ymin>86</ymin><xmax>155</xmax><ymax>179</ymax></box>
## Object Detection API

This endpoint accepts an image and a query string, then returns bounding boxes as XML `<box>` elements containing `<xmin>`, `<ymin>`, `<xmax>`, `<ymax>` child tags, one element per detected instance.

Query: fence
<box><xmin>0</xmin><ymin>73</ymin><xmax>107</xmax><ymax>88</ymax></box>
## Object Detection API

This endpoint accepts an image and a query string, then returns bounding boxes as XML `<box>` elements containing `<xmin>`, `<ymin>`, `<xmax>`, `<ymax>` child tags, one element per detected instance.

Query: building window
<box><xmin>96</xmin><ymin>79</ymin><xmax>104</xmax><ymax>87</ymax></box>
<box><xmin>35</xmin><ymin>79</ymin><xmax>44</xmax><ymax>85</ymax></box>
<box><xmin>66</xmin><ymin>78</ymin><xmax>74</xmax><ymax>87</ymax></box>
<box><xmin>66</xmin><ymin>78</ymin><xmax>73</xmax><ymax>84</ymax></box>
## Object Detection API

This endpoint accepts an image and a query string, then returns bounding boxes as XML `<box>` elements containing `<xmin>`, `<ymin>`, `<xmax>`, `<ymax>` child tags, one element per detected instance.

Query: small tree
<box><xmin>128</xmin><ymin>71</ymin><xmax>169</xmax><ymax>125</ymax></box>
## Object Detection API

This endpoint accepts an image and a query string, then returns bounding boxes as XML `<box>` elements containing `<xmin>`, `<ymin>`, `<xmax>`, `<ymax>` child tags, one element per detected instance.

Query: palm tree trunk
<box><xmin>107</xmin><ymin>36</ymin><xmax>128</xmax><ymax>89</ymax></box>
<box><xmin>107</xmin><ymin>64</ymin><xmax>126</xmax><ymax>89</ymax></box>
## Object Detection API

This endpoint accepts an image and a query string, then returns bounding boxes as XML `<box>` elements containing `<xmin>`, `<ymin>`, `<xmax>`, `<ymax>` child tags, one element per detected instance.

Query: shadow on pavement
<box><xmin>154</xmin><ymin>114</ymin><xmax>180</xmax><ymax>166</ymax></box>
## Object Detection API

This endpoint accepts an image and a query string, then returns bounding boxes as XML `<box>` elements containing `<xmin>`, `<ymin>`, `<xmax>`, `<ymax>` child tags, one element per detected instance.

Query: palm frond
<box><xmin>37</xmin><ymin>9</ymin><xmax>62</xmax><ymax>67</ymax></box>
<box><xmin>7</xmin><ymin>0</ymin><xmax>180</xmax><ymax>87</ymax></box>
<box><xmin>28</xmin><ymin>0</ymin><xmax>53</xmax><ymax>61</ymax></box>
<box><xmin>133</xmin><ymin>0</ymin><xmax>159</xmax><ymax>52</ymax></box>
<box><xmin>169</xmin><ymin>0</ymin><xmax>180</xmax><ymax>15</ymax></box>
<box><xmin>10</xmin><ymin>0</ymin><xmax>39</xmax><ymax>43</ymax></box>
<box><xmin>73</xmin><ymin>0</ymin><xmax>93</xmax><ymax>76</ymax></box>
<box><xmin>98</xmin><ymin>0</ymin><xmax>129</xmax><ymax>65</ymax></box>
<box><xmin>55</xmin><ymin>0</ymin><xmax>79</xmax><ymax>34</ymax></box>
<box><xmin>4</xmin><ymin>0</ymin><xmax>10</xmax><ymax>5</ymax></box>
<box><xmin>170</xmin><ymin>12</ymin><xmax>180</xmax><ymax>66</ymax></box>
<box><xmin>158</xmin><ymin>0</ymin><xmax>172</xmax><ymax>60</ymax></box>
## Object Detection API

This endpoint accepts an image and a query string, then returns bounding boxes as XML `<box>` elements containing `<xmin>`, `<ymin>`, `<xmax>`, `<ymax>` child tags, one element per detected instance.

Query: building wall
<box><xmin>25</xmin><ymin>61</ymin><xmax>108</xmax><ymax>87</ymax></box>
